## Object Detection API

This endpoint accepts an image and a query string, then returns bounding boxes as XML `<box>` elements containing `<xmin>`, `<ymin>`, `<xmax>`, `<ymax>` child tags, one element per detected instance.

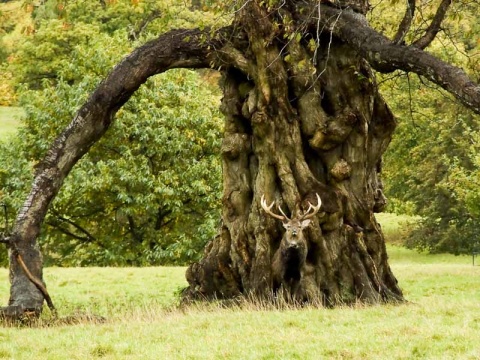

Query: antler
<box><xmin>260</xmin><ymin>195</ymin><xmax>290</xmax><ymax>221</ymax></box>
<box><xmin>299</xmin><ymin>193</ymin><xmax>322</xmax><ymax>221</ymax></box>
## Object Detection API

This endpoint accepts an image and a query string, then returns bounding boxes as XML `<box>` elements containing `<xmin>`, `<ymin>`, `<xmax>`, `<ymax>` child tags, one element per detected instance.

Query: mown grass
<box><xmin>0</xmin><ymin>243</ymin><xmax>478</xmax><ymax>359</ymax></box>
<box><xmin>0</xmin><ymin>106</ymin><xmax>23</xmax><ymax>140</ymax></box>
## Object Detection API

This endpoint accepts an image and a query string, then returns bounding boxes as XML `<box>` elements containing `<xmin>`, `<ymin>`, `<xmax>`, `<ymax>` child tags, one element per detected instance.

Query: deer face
<box><xmin>282</xmin><ymin>219</ymin><xmax>311</xmax><ymax>248</ymax></box>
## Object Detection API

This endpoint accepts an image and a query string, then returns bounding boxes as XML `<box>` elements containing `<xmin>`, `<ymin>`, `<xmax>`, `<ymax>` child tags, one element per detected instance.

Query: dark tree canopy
<box><xmin>2</xmin><ymin>0</ymin><xmax>480</xmax><ymax>319</ymax></box>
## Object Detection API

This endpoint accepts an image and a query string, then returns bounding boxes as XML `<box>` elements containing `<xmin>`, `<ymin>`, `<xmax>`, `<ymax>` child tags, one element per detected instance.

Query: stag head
<box><xmin>260</xmin><ymin>194</ymin><xmax>322</xmax><ymax>247</ymax></box>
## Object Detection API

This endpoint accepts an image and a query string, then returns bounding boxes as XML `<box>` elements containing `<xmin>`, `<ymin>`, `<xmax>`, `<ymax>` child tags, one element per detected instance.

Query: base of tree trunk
<box><xmin>0</xmin><ymin>305</ymin><xmax>41</xmax><ymax>323</ymax></box>
<box><xmin>184</xmin><ymin>222</ymin><xmax>404</xmax><ymax>306</ymax></box>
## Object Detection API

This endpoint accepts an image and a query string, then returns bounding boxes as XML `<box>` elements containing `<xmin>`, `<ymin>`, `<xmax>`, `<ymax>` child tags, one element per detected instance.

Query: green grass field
<box><xmin>0</xmin><ymin>245</ymin><xmax>478</xmax><ymax>360</ymax></box>
<box><xmin>0</xmin><ymin>116</ymin><xmax>477</xmax><ymax>358</ymax></box>
<box><xmin>0</xmin><ymin>106</ymin><xmax>23</xmax><ymax>140</ymax></box>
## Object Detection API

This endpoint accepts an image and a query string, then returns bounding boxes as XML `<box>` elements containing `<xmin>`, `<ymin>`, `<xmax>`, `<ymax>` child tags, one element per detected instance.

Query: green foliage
<box><xmin>14</xmin><ymin>68</ymin><xmax>222</xmax><ymax>266</ymax></box>
<box><xmin>10</xmin><ymin>19</ymin><xmax>105</xmax><ymax>89</ymax></box>
<box><xmin>371</xmin><ymin>0</ymin><xmax>480</xmax><ymax>255</ymax></box>
<box><xmin>0</xmin><ymin>1</ymin><xmax>224</xmax><ymax>266</ymax></box>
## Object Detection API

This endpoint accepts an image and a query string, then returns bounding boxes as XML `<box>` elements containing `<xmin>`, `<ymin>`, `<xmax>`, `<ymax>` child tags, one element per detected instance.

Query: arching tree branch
<box><xmin>5</xmin><ymin>26</ymin><xmax>234</xmax><ymax>314</ymax></box>
<box><xmin>306</xmin><ymin>5</ymin><xmax>480</xmax><ymax>114</ymax></box>
<box><xmin>412</xmin><ymin>0</ymin><xmax>452</xmax><ymax>49</ymax></box>
<box><xmin>13</xmin><ymin>27</ymin><xmax>230</xmax><ymax>245</ymax></box>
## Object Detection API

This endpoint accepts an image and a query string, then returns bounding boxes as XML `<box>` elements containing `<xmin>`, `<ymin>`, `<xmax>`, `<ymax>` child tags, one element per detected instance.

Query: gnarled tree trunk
<box><xmin>184</xmin><ymin>1</ymin><xmax>403</xmax><ymax>304</ymax></box>
<box><xmin>5</xmin><ymin>0</ymin><xmax>480</xmax><ymax>318</ymax></box>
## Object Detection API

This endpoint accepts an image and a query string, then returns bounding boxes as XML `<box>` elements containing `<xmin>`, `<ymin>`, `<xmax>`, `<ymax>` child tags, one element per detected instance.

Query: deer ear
<box><xmin>301</xmin><ymin>219</ymin><xmax>311</xmax><ymax>228</ymax></box>
<box><xmin>282</xmin><ymin>222</ymin><xmax>291</xmax><ymax>229</ymax></box>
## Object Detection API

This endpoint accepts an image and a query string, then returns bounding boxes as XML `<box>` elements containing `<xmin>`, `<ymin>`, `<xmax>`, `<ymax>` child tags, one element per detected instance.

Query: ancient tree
<box><xmin>2</xmin><ymin>0</ymin><xmax>480</xmax><ymax>318</ymax></box>
<box><xmin>184</xmin><ymin>1</ymin><xmax>403</xmax><ymax>304</ymax></box>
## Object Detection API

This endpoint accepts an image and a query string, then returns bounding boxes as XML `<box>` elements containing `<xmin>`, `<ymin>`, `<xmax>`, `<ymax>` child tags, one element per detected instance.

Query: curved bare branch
<box><xmin>307</xmin><ymin>6</ymin><xmax>480</xmax><ymax>114</ymax></box>
<box><xmin>412</xmin><ymin>0</ymin><xmax>452</xmax><ymax>49</ymax></box>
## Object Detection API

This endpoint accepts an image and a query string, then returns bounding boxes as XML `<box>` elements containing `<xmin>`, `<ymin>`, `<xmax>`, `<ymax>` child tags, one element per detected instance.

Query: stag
<box><xmin>261</xmin><ymin>194</ymin><xmax>322</xmax><ymax>300</ymax></box>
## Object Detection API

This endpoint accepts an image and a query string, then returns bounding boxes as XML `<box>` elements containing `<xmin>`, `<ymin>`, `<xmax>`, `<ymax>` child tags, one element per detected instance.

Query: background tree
<box><xmin>373</xmin><ymin>0</ymin><xmax>480</xmax><ymax>254</ymax></box>
<box><xmin>383</xmin><ymin>79</ymin><xmax>479</xmax><ymax>254</ymax></box>
<box><xmin>1</xmin><ymin>69</ymin><xmax>223</xmax><ymax>267</ymax></box>
<box><xmin>0</xmin><ymin>0</ymin><xmax>223</xmax><ymax>266</ymax></box>
<box><xmin>1</xmin><ymin>0</ymin><xmax>480</xmax><ymax>319</ymax></box>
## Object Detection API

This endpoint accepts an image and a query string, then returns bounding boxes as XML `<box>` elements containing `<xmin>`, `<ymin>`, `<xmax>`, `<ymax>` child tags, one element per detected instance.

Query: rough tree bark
<box><xmin>2</xmin><ymin>0</ymin><xmax>480</xmax><ymax>317</ymax></box>
<box><xmin>184</xmin><ymin>0</ymin><xmax>403</xmax><ymax>304</ymax></box>
<box><xmin>185</xmin><ymin>0</ymin><xmax>480</xmax><ymax>303</ymax></box>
